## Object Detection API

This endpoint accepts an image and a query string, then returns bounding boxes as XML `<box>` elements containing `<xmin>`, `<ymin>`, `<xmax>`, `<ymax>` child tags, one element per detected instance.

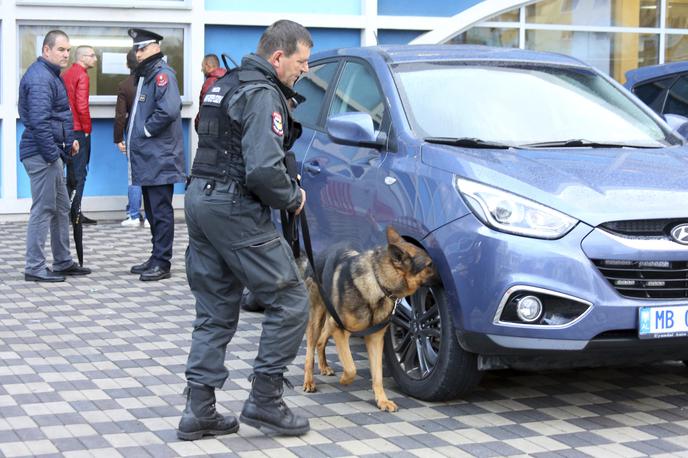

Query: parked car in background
<box><xmin>287</xmin><ymin>45</ymin><xmax>688</xmax><ymax>401</ymax></box>
<box><xmin>625</xmin><ymin>61</ymin><xmax>688</xmax><ymax>137</ymax></box>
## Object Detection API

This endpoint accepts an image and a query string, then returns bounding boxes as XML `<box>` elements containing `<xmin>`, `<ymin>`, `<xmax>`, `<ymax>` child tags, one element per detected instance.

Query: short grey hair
<box><xmin>43</xmin><ymin>30</ymin><xmax>69</xmax><ymax>49</ymax></box>
<box><xmin>257</xmin><ymin>20</ymin><xmax>313</xmax><ymax>59</ymax></box>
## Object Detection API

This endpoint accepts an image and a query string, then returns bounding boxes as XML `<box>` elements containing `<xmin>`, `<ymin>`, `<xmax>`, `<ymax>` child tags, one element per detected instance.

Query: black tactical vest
<box><xmin>191</xmin><ymin>67</ymin><xmax>297</xmax><ymax>184</ymax></box>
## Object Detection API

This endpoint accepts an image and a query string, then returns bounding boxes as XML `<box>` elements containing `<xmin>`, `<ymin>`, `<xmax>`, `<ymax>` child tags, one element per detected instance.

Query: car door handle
<box><xmin>305</xmin><ymin>162</ymin><xmax>321</xmax><ymax>175</ymax></box>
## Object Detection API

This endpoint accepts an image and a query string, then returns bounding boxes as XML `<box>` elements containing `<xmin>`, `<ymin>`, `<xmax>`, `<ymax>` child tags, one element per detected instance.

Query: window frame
<box><xmin>324</xmin><ymin>56</ymin><xmax>391</xmax><ymax>134</ymax></box>
<box><xmin>632</xmin><ymin>75</ymin><xmax>678</xmax><ymax>114</ymax></box>
<box><xmin>293</xmin><ymin>58</ymin><xmax>342</xmax><ymax>131</ymax></box>
<box><xmin>664</xmin><ymin>73</ymin><xmax>688</xmax><ymax>117</ymax></box>
<box><xmin>17</xmin><ymin>20</ymin><xmax>192</xmax><ymax>105</ymax></box>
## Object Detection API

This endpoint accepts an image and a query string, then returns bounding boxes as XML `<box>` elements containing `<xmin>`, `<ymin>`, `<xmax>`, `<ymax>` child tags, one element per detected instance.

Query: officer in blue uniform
<box><xmin>177</xmin><ymin>20</ymin><xmax>312</xmax><ymax>440</ymax></box>
<box><xmin>126</xmin><ymin>28</ymin><xmax>185</xmax><ymax>281</ymax></box>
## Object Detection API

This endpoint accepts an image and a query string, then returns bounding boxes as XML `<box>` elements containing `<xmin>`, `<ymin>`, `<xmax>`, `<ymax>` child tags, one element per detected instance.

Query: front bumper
<box><xmin>424</xmin><ymin>214</ymin><xmax>688</xmax><ymax>369</ymax></box>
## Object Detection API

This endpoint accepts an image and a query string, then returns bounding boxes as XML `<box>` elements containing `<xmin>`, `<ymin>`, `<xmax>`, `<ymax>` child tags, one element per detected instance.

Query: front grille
<box><xmin>600</xmin><ymin>219</ymin><xmax>687</xmax><ymax>238</ymax></box>
<box><xmin>593</xmin><ymin>259</ymin><xmax>688</xmax><ymax>299</ymax></box>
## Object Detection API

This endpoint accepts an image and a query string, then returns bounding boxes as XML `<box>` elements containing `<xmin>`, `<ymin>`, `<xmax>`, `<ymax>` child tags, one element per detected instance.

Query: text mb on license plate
<box><xmin>639</xmin><ymin>305</ymin><xmax>688</xmax><ymax>339</ymax></box>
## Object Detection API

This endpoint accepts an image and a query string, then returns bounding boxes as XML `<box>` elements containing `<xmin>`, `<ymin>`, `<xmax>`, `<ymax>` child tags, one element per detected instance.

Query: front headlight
<box><xmin>455</xmin><ymin>178</ymin><xmax>578</xmax><ymax>239</ymax></box>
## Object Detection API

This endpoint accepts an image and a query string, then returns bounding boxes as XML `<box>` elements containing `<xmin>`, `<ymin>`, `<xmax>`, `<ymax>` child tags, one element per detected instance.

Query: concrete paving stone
<box><xmin>637</xmin><ymin>422</ymin><xmax>688</xmax><ymax>437</ymax></box>
<box><xmin>458</xmin><ymin>441</ymin><xmax>521</xmax><ymax>457</ymax></box>
<box><xmin>53</xmin><ymin>437</ymin><xmax>87</xmax><ymax>452</ymax></box>
<box><xmin>550</xmin><ymin>431</ymin><xmax>613</xmax><ymax>448</ymax></box>
<box><xmin>624</xmin><ymin>438</ymin><xmax>687</xmax><ymax>455</ymax></box>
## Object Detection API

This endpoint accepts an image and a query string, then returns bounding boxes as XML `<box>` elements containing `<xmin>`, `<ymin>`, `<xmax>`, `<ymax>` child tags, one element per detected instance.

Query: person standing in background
<box><xmin>114</xmin><ymin>49</ymin><xmax>148</xmax><ymax>228</ymax></box>
<box><xmin>194</xmin><ymin>54</ymin><xmax>226</xmax><ymax>132</ymax></box>
<box><xmin>63</xmin><ymin>45</ymin><xmax>98</xmax><ymax>225</ymax></box>
<box><xmin>126</xmin><ymin>28</ymin><xmax>185</xmax><ymax>281</ymax></box>
<box><xmin>19</xmin><ymin>30</ymin><xmax>92</xmax><ymax>282</ymax></box>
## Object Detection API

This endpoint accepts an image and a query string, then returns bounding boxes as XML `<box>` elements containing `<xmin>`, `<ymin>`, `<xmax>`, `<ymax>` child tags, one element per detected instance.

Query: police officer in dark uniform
<box><xmin>177</xmin><ymin>20</ymin><xmax>312</xmax><ymax>440</ymax></box>
<box><xmin>126</xmin><ymin>28</ymin><xmax>185</xmax><ymax>281</ymax></box>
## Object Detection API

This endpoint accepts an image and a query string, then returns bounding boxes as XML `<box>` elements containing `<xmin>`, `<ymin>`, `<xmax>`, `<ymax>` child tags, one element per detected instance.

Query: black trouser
<box><xmin>66</xmin><ymin>131</ymin><xmax>90</xmax><ymax>219</ymax></box>
<box><xmin>183</xmin><ymin>178</ymin><xmax>309</xmax><ymax>387</ymax></box>
<box><xmin>142</xmin><ymin>183</ymin><xmax>174</xmax><ymax>270</ymax></box>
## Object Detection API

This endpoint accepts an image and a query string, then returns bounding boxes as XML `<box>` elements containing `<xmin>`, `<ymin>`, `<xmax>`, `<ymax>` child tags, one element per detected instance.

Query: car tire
<box><xmin>384</xmin><ymin>284</ymin><xmax>482</xmax><ymax>401</ymax></box>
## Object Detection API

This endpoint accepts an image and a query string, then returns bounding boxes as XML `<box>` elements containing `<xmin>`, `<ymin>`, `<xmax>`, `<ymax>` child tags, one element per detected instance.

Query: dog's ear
<box><xmin>386</xmin><ymin>226</ymin><xmax>402</xmax><ymax>244</ymax></box>
<box><xmin>388</xmin><ymin>243</ymin><xmax>413</xmax><ymax>272</ymax></box>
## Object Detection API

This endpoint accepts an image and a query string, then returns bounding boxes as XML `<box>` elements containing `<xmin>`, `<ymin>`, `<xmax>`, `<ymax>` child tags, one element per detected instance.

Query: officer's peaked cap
<box><xmin>128</xmin><ymin>28</ymin><xmax>163</xmax><ymax>50</ymax></box>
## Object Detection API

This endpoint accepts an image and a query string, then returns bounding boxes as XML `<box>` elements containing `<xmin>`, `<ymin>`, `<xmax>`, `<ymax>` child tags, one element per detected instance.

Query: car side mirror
<box><xmin>663</xmin><ymin>113</ymin><xmax>688</xmax><ymax>140</ymax></box>
<box><xmin>326</xmin><ymin>112</ymin><xmax>386</xmax><ymax>149</ymax></box>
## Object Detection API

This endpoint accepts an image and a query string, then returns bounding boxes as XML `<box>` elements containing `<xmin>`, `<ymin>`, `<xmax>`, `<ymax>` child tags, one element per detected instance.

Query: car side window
<box><xmin>634</xmin><ymin>77</ymin><xmax>674</xmax><ymax>114</ymax></box>
<box><xmin>293</xmin><ymin>61</ymin><xmax>339</xmax><ymax>128</ymax></box>
<box><xmin>329</xmin><ymin>61</ymin><xmax>385</xmax><ymax>130</ymax></box>
<box><xmin>664</xmin><ymin>75</ymin><xmax>688</xmax><ymax>117</ymax></box>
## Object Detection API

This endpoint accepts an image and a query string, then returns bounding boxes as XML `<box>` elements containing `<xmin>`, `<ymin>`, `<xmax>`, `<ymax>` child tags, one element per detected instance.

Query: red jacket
<box><xmin>195</xmin><ymin>67</ymin><xmax>227</xmax><ymax>131</ymax></box>
<box><xmin>62</xmin><ymin>63</ymin><xmax>92</xmax><ymax>133</ymax></box>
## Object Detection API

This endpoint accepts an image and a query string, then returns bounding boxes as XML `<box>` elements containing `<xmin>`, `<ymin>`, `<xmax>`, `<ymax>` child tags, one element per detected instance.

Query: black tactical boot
<box><xmin>177</xmin><ymin>382</ymin><xmax>239</xmax><ymax>441</ymax></box>
<box><xmin>240</xmin><ymin>373</ymin><xmax>310</xmax><ymax>436</ymax></box>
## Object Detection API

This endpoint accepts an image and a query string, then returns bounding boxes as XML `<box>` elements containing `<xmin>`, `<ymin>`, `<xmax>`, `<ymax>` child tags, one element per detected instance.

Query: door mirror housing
<box><xmin>326</xmin><ymin>112</ymin><xmax>386</xmax><ymax>149</ymax></box>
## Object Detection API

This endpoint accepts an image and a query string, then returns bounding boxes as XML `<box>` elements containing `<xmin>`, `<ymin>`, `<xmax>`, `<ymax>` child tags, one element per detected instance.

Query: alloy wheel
<box><xmin>389</xmin><ymin>286</ymin><xmax>441</xmax><ymax>380</ymax></box>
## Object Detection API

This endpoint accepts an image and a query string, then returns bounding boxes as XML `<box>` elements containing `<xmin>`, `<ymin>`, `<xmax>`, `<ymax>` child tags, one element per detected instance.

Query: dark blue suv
<box><xmin>289</xmin><ymin>45</ymin><xmax>688</xmax><ymax>401</ymax></box>
<box><xmin>625</xmin><ymin>61</ymin><xmax>688</xmax><ymax>138</ymax></box>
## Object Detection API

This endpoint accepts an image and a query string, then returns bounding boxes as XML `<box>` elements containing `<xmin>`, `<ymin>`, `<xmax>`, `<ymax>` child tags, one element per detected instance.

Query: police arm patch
<box><xmin>156</xmin><ymin>73</ymin><xmax>169</xmax><ymax>87</ymax></box>
<box><xmin>271</xmin><ymin>111</ymin><xmax>284</xmax><ymax>136</ymax></box>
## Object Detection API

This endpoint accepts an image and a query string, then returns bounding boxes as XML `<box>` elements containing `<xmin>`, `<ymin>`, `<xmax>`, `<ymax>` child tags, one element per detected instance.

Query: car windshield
<box><xmin>393</xmin><ymin>62</ymin><xmax>678</xmax><ymax>147</ymax></box>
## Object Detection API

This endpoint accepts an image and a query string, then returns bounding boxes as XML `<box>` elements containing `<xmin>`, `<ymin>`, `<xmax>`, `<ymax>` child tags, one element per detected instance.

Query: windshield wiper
<box><xmin>424</xmin><ymin>136</ymin><xmax>514</xmax><ymax>149</ymax></box>
<box><xmin>521</xmin><ymin>139</ymin><xmax>662</xmax><ymax>149</ymax></box>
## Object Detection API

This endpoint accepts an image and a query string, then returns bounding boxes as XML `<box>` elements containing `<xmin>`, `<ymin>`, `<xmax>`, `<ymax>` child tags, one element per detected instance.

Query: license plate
<box><xmin>639</xmin><ymin>305</ymin><xmax>688</xmax><ymax>339</ymax></box>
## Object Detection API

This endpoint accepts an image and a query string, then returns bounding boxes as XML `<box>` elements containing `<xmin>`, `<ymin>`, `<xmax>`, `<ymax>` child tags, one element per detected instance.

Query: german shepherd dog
<box><xmin>301</xmin><ymin>226</ymin><xmax>437</xmax><ymax>412</ymax></box>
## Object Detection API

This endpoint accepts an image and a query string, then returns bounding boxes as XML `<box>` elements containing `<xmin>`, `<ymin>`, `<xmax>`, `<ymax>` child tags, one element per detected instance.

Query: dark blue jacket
<box><xmin>127</xmin><ymin>53</ymin><xmax>185</xmax><ymax>186</ymax></box>
<box><xmin>18</xmin><ymin>57</ymin><xmax>75</xmax><ymax>163</ymax></box>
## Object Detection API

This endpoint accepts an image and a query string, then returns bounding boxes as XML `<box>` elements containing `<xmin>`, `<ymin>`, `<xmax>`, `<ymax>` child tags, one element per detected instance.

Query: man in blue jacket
<box><xmin>126</xmin><ymin>28</ymin><xmax>185</xmax><ymax>281</ymax></box>
<box><xmin>19</xmin><ymin>29</ymin><xmax>92</xmax><ymax>282</ymax></box>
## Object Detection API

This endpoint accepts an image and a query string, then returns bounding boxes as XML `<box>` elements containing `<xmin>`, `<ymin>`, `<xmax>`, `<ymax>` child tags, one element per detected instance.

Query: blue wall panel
<box><xmin>377</xmin><ymin>29</ymin><xmax>427</xmax><ymax>45</ymax></box>
<box><xmin>205</xmin><ymin>0</ymin><xmax>360</xmax><ymax>15</ymax></box>
<box><xmin>378</xmin><ymin>0</ymin><xmax>481</xmax><ymax>17</ymax></box>
<box><xmin>205</xmin><ymin>26</ymin><xmax>361</xmax><ymax>64</ymax></box>
<box><xmin>17</xmin><ymin>118</ymin><xmax>191</xmax><ymax>199</ymax></box>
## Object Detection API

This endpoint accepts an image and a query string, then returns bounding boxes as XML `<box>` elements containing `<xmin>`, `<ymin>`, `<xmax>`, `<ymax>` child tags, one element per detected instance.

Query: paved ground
<box><xmin>3</xmin><ymin>220</ymin><xmax>688</xmax><ymax>457</ymax></box>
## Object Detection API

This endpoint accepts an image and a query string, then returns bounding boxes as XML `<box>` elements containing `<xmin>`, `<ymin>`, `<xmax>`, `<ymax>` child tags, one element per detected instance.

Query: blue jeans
<box><xmin>127</xmin><ymin>185</ymin><xmax>142</xmax><ymax>219</ymax></box>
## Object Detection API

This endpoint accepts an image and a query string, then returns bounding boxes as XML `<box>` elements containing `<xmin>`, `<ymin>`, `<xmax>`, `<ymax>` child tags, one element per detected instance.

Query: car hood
<box><xmin>422</xmin><ymin>143</ymin><xmax>688</xmax><ymax>227</ymax></box>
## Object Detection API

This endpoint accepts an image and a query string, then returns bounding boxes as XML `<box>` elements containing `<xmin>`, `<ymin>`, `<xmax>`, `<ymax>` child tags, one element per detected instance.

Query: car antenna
<box><xmin>221</xmin><ymin>53</ymin><xmax>239</xmax><ymax>70</ymax></box>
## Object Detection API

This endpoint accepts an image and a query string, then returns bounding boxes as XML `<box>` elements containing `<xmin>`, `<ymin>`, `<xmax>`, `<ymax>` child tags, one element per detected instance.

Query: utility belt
<box><xmin>187</xmin><ymin>176</ymin><xmax>244</xmax><ymax>196</ymax></box>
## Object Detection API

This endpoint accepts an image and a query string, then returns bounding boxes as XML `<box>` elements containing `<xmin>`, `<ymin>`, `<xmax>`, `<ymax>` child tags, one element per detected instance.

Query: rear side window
<box><xmin>633</xmin><ymin>77</ymin><xmax>674</xmax><ymax>114</ymax></box>
<box><xmin>329</xmin><ymin>61</ymin><xmax>386</xmax><ymax>130</ymax></box>
<box><xmin>293</xmin><ymin>61</ymin><xmax>339</xmax><ymax>128</ymax></box>
<box><xmin>664</xmin><ymin>75</ymin><xmax>688</xmax><ymax>117</ymax></box>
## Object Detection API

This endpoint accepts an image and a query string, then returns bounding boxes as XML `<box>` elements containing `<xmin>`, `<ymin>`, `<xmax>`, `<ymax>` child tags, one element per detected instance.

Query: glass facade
<box><xmin>666</xmin><ymin>35</ymin><xmax>688</xmax><ymax>62</ymax></box>
<box><xmin>526</xmin><ymin>0</ymin><xmax>660</xmax><ymax>28</ymax></box>
<box><xmin>525</xmin><ymin>30</ymin><xmax>659</xmax><ymax>78</ymax></box>
<box><xmin>449</xmin><ymin>27</ymin><xmax>519</xmax><ymax>48</ymax></box>
<box><xmin>18</xmin><ymin>24</ymin><xmax>185</xmax><ymax>96</ymax></box>
<box><xmin>451</xmin><ymin>0</ymin><xmax>688</xmax><ymax>82</ymax></box>
<box><xmin>667</xmin><ymin>0</ymin><xmax>688</xmax><ymax>29</ymax></box>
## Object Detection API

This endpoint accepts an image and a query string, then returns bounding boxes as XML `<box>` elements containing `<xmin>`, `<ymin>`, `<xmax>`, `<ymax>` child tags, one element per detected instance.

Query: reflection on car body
<box><xmin>285</xmin><ymin>45</ymin><xmax>688</xmax><ymax>401</ymax></box>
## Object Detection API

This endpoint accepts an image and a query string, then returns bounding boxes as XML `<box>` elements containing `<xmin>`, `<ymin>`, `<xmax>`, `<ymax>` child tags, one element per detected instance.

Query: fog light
<box><xmin>516</xmin><ymin>296</ymin><xmax>542</xmax><ymax>322</ymax></box>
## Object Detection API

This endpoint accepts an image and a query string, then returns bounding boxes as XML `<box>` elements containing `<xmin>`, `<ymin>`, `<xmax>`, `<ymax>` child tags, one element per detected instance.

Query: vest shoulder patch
<box><xmin>272</xmin><ymin>111</ymin><xmax>284</xmax><ymax>136</ymax></box>
<box><xmin>156</xmin><ymin>72</ymin><xmax>168</xmax><ymax>87</ymax></box>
